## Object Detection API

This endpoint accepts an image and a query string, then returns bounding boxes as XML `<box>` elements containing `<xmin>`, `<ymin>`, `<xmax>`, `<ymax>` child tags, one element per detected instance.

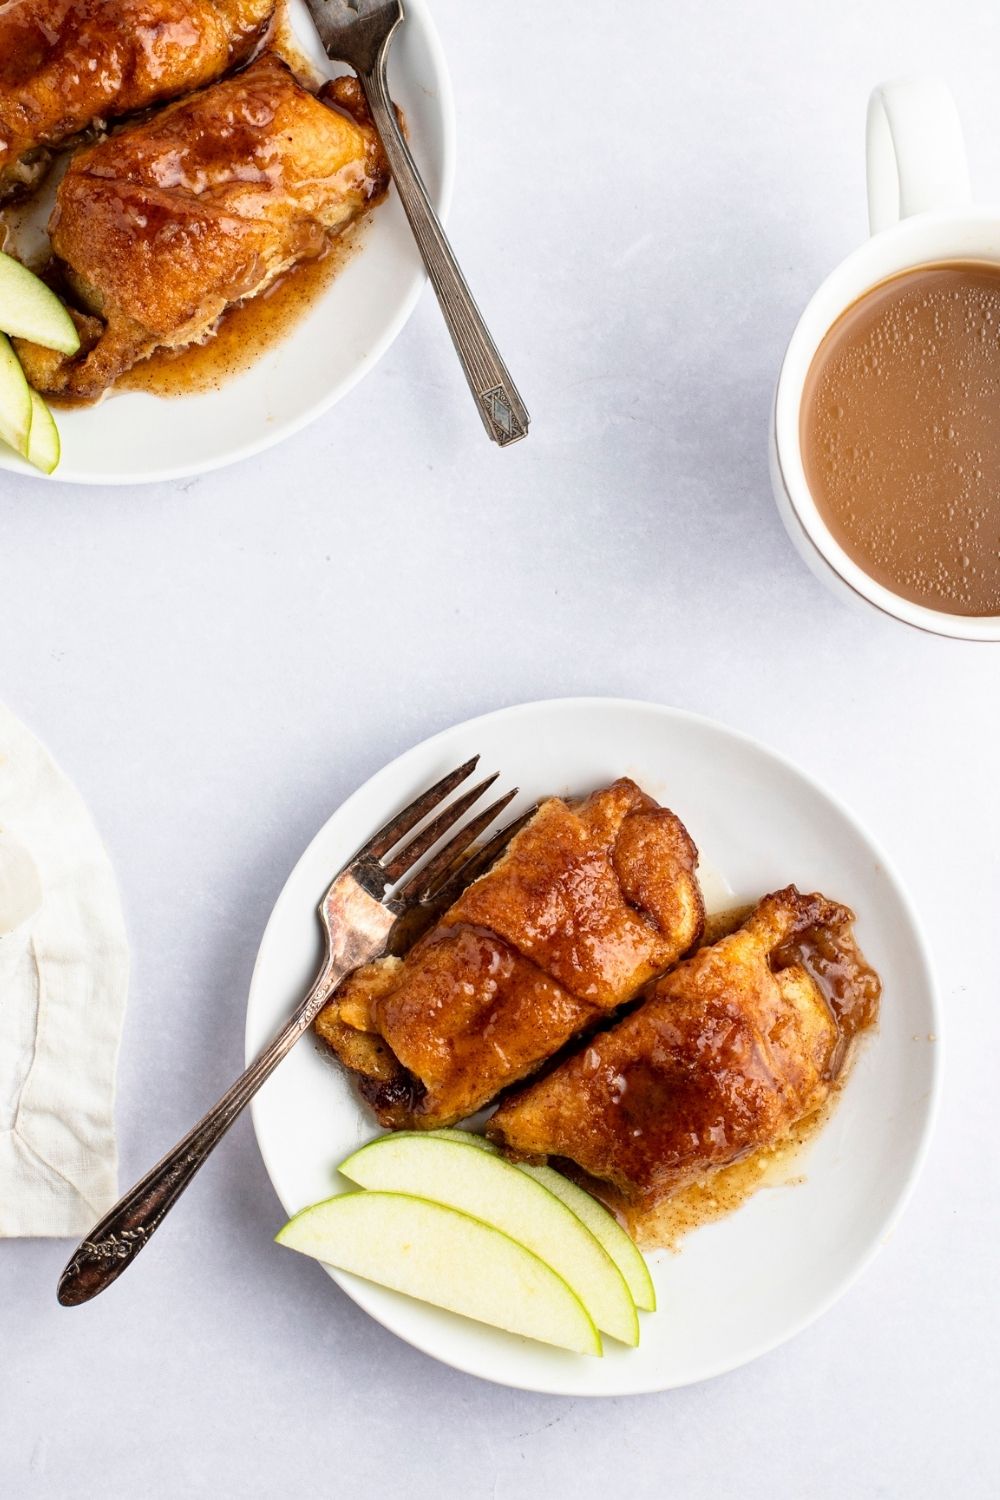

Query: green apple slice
<box><xmin>340</xmin><ymin>1133</ymin><xmax>638</xmax><ymax>1346</ymax></box>
<box><xmin>431</xmin><ymin>1127</ymin><xmax>495</xmax><ymax>1148</ymax></box>
<box><xmin>430</xmin><ymin>1128</ymin><xmax>656</xmax><ymax>1312</ymax></box>
<box><xmin>517</xmin><ymin>1162</ymin><xmax>656</xmax><ymax>1313</ymax></box>
<box><xmin>0</xmin><ymin>333</ymin><xmax>31</xmax><ymax>457</ymax></box>
<box><xmin>0</xmin><ymin>252</ymin><xmax>80</xmax><ymax>354</ymax></box>
<box><xmin>24</xmin><ymin>389</ymin><xmax>60</xmax><ymax>474</ymax></box>
<box><xmin>276</xmin><ymin>1190</ymin><xmax>601</xmax><ymax>1356</ymax></box>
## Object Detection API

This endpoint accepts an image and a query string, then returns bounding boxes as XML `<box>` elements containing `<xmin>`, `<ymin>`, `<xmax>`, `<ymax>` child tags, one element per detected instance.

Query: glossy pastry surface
<box><xmin>16</xmin><ymin>56</ymin><xmax>388</xmax><ymax>398</ymax></box>
<box><xmin>316</xmin><ymin>779</ymin><xmax>705</xmax><ymax>1128</ymax></box>
<box><xmin>487</xmin><ymin>886</ymin><xmax>881</xmax><ymax>1203</ymax></box>
<box><xmin>0</xmin><ymin>0</ymin><xmax>274</xmax><ymax>199</ymax></box>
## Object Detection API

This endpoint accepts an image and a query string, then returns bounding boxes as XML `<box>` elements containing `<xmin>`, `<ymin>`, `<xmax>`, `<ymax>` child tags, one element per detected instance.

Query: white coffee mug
<box><xmin>770</xmin><ymin>76</ymin><xmax>1000</xmax><ymax>642</ymax></box>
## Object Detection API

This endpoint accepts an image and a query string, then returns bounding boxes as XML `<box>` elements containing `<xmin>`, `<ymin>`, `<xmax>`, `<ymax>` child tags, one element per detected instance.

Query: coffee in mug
<box><xmin>800</xmin><ymin>260</ymin><xmax>1000</xmax><ymax>618</ymax></box>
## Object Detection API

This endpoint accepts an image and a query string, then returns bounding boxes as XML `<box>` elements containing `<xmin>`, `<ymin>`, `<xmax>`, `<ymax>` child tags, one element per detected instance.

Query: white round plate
<box><xmin>1</xmin><ymin>0</ymin><xmax>453</xmax><ymax>485</ymax></box>
<box><xmin>246</xmin><ymin>698</ymin><xmax>940</xmax><ymax>1395</ymax></box>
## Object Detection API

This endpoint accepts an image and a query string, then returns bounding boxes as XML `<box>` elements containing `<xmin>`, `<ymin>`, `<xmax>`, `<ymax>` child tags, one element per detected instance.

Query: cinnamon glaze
<box><xmin>489</xmin><ymin>888</ymin><xmax>882</xmax><ymax>1249</ymax></box>
<box><xmin>772</xmin><ymin>914</ymin><xmax>881</xmax><ymax>1076</ymax></box>
<box><xmin>615</xmin><ymin>963</ymin><xmax>877</xmax><ymax>1255</ymax></box>
<box><xmin>316</xmin><ymin>781</ymin><xmax>705</xmax><ymax>1130</ymax></box>
<box><xmin>36</xmin><ymin>229</ymin><xmax>362</xmax><ymax>408</ymax></box>
<box><xmin>600</xmin><ymin>914</ymin><xmax>880</xmax><ymax>1248</ymax></box>
<box><xmin>0</xmin><ymin>0</ymin><xmax>274</xmax><ymax>194</ymax></box>
<box><xmin>617</xmin><ymin>1099</ymin><xmax>826</xmax><ymax>1250</ymax></box>
<box><xmin>117</xmin><ymin>224</ymin><xmax>363</xmax><ymax>398</ymax></box>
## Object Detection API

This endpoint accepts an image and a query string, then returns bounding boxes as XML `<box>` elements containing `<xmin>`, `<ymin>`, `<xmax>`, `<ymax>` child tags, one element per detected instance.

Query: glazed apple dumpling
<box><xmin>487</xmin><ymin>886</ymin><xmax>881</xmax><ymax>1206</ymax></box>
<box><xmin>14</xmin><ymin>55</ymin><xmax>390</xmax><ymax>400</ymax></box>
<box><xmin>315</xmin><ymin>779</ymin><xmax>705</xmax><ymax>1129</ymax></box>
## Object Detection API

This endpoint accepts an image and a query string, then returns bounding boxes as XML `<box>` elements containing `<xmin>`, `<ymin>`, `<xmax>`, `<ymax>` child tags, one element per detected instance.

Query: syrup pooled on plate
<box><xmin>801</xmin><ymin>261</ymin><xmax>1000</xmax><ymax>616</ymax></box>
<box><xmin>118</xmin><ymin>227</ymin><xmax>362</xmax><ymax>399</ymax></box>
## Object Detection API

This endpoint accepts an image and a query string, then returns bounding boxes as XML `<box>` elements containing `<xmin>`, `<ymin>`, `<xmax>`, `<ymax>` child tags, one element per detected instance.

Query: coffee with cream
<box><xmin>801</xmin><ymin>262</ymin><xmax>1000</xmax><ymax>617</ymax></box>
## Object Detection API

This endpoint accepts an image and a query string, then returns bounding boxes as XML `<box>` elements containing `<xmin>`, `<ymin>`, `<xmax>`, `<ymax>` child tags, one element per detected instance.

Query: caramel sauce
<box><xmin>618</xmin><ymin>1101</ymin><xmax>828</xmax><ymax>1250</ymax></box>
<box><xmin>0</xmin><ymin>0</ymin><xmax>274</xmax><ymax>182</ymax></box>
<box><xmin>116</xmin><ymin>219</ymin><xmax>365</xmax><ymax>399</ymax></box>
<box><xmin>41</xmin><ymin>226</ymin><xmax>360</xmax><ymax>409</ymax></box>
<box><xmin>772</xmin><ymin>916</ymin><xmax>881</xmax><ymax>1073</ymax></box>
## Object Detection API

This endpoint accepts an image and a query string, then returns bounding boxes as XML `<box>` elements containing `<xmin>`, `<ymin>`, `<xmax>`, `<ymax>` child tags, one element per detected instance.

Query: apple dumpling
<box><xmin>14</xmin><ymin>55</ymin><xmax>390</xmax><ymax>400</ymax></box>
<box><xmin>0</xmin><ymin>0</ymin><xmax>276</xmax><ymax>201</ymax></box>
<box><xmin>487</xmin><ymin>886</ymin><xmax>881</xmax><ymax>1206</ymax></box>
<box><xmin>315</xmin><ymin>779</ymin><xmax>705</xmax><ymax>1128</ymax></box>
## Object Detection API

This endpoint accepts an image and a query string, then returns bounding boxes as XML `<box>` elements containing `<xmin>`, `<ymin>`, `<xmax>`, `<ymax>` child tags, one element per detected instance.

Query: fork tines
<box><xmin>362</xmin><ymin>756</ymin><xmax>480</xmax><ymax>860</ymax></box>
<box><xmin>355</xmin><ymin>756</ymin><xmax>519</xmax><ymax>896</ymax></box>
<box><xmin>413</xmin><ymin>802</ymin><xmax>535</xmax><ymax>905</ymax></box>
<box><xmin>401</xmin><ymin>787</ymin><xmax>520</xmax><ymax>900</ymax></box>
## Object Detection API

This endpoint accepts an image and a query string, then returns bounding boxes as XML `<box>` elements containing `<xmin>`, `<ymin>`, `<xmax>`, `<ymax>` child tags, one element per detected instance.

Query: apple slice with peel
<box><xmin>0</xmin><ymin>252</ymin><xmax>80</xmax><ymax>354</ymax></box>
<box><xmin>0</xmin><ymin>333</ymin><xmax>31</xmax><ymax>457</ymax></box>
<box><xmin>431</xmin><ymin>1128</ymin><xmax>656</xmax><ymax>1313</ymax></box>
<box><xmin>517</xmin><ymin>1162</ymin><xmax>656</xmax><ymax>1313</ymax></box>
<box><xmin>25</xmin><ymin>389</ymin><xmax>60</xmax><ymax>474</ymax></box>
<box><xmin>340</xmin><ymin>1133</ymin><xmax>638</xmax><ymax>1346</ymax></box>
<box><xmin>276</xmin><ymin>1190</ymin><xmax>602</xmax><ymax>1356</ymax></box>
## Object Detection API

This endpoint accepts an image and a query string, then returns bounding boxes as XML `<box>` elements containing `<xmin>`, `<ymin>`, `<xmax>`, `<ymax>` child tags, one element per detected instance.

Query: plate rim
<box><xmin>1</xmin><ymin>0</ymin><xmax>456</xmax><ymax>486</ymax></box>
<box><xmin>245</xmin><ymin>695</ymin><xmax>943</xmax><ymax>1395</ymax></box>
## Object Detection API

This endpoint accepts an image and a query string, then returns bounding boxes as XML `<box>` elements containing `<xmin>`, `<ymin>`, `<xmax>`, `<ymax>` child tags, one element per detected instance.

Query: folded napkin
<box><xmin>0</xmin><ymin>702</ymin><xmax>129</xmax><ymax>1237</ymax></box>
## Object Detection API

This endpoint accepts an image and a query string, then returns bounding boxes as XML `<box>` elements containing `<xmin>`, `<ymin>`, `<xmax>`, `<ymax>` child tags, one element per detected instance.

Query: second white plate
<box><xmin>246</xmin><ymin>698</ymin><xmax>940</xmax><ymax>1395</ymax></box>
<box><xmin>1</xmin><ymin>0</ymin><xmax>454</xmax><ymax>485</ymax></box>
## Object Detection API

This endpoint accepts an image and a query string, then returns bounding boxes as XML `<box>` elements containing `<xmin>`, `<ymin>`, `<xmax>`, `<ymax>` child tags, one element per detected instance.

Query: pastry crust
<box><xmin>0</xmin><ymin>0</ymin><xmax>275</xmax><ymax>199</ymax></box>
<box><xmin>487</xmin><ymin>886</ymin><xmax>881</xmax><ymax>1203</ymax></box>
<box><xmin>16</xmin><ymin>56</ymin><xmax>389</xmax><ymax>397</ymax></box>
<box><xmin>316</xmin><ymin>779</ymin><xmax>705</xmax><ymax>1128</ymax></box>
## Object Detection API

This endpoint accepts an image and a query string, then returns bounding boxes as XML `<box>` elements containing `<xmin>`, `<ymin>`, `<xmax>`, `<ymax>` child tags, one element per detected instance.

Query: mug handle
<box><xmin>866</xmin><ymin>77</ymin><xmax>971</xmax><ymax>234</ymax></box>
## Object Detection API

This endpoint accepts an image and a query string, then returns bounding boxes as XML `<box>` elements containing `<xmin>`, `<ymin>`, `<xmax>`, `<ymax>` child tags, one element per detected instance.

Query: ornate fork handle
<box><xmin>58</xmin><ymin>759</ymin><xmax>513</xmax><ymax>1306</ymax></box>
<box><xmin>360</xmin><ymin>51</ymin><xmax>529</xmax><ymax>446</ymax></box>
<box><xmin>57</xmin><ymin>979</ymin><xmax>334</xmax><ymax>1306</ymax></box>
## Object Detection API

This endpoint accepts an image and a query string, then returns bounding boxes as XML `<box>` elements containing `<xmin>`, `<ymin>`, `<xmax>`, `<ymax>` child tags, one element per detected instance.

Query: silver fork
<box><xmin>304</xmin><ymin>0</ymin><xmax>529</xmax><ymax>447</ymax></box>
<box><xmin>57</xmin><ymin>757</ymin><xmax>519</xmax><ymax>1306</ymax></box>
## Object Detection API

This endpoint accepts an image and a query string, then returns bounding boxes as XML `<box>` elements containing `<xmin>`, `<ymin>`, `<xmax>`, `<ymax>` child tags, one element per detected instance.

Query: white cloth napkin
<box><xmin>0</xmin><ymin>702</ymin><xmax>129</xmax><ymax>1237</ymax></box>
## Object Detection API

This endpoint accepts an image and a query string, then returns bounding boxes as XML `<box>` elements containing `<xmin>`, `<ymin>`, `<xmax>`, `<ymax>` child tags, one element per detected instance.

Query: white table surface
<box><xmin>2</xmin><ymin>1</ymin><xmax>998</xmax><ymax>1493</ymax></box>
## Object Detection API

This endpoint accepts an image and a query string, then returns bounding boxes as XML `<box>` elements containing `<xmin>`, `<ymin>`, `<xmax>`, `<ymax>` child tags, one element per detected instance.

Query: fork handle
<box><xmin>360</xmin><ymin>52</ymin><xmax>529</xmax><ymax>446</ymax></box>
<box><xmin>56</xmin><ymin>980</ymin><xmax>333</xmax><ymax>1306</ymax></box>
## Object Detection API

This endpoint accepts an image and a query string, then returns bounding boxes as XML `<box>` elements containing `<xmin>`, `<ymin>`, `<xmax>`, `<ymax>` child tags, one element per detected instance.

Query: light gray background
<box><xmin>2</xmin><ymin>1</ymin><xmax>998</xmax><ymax>1494</ymax></box>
